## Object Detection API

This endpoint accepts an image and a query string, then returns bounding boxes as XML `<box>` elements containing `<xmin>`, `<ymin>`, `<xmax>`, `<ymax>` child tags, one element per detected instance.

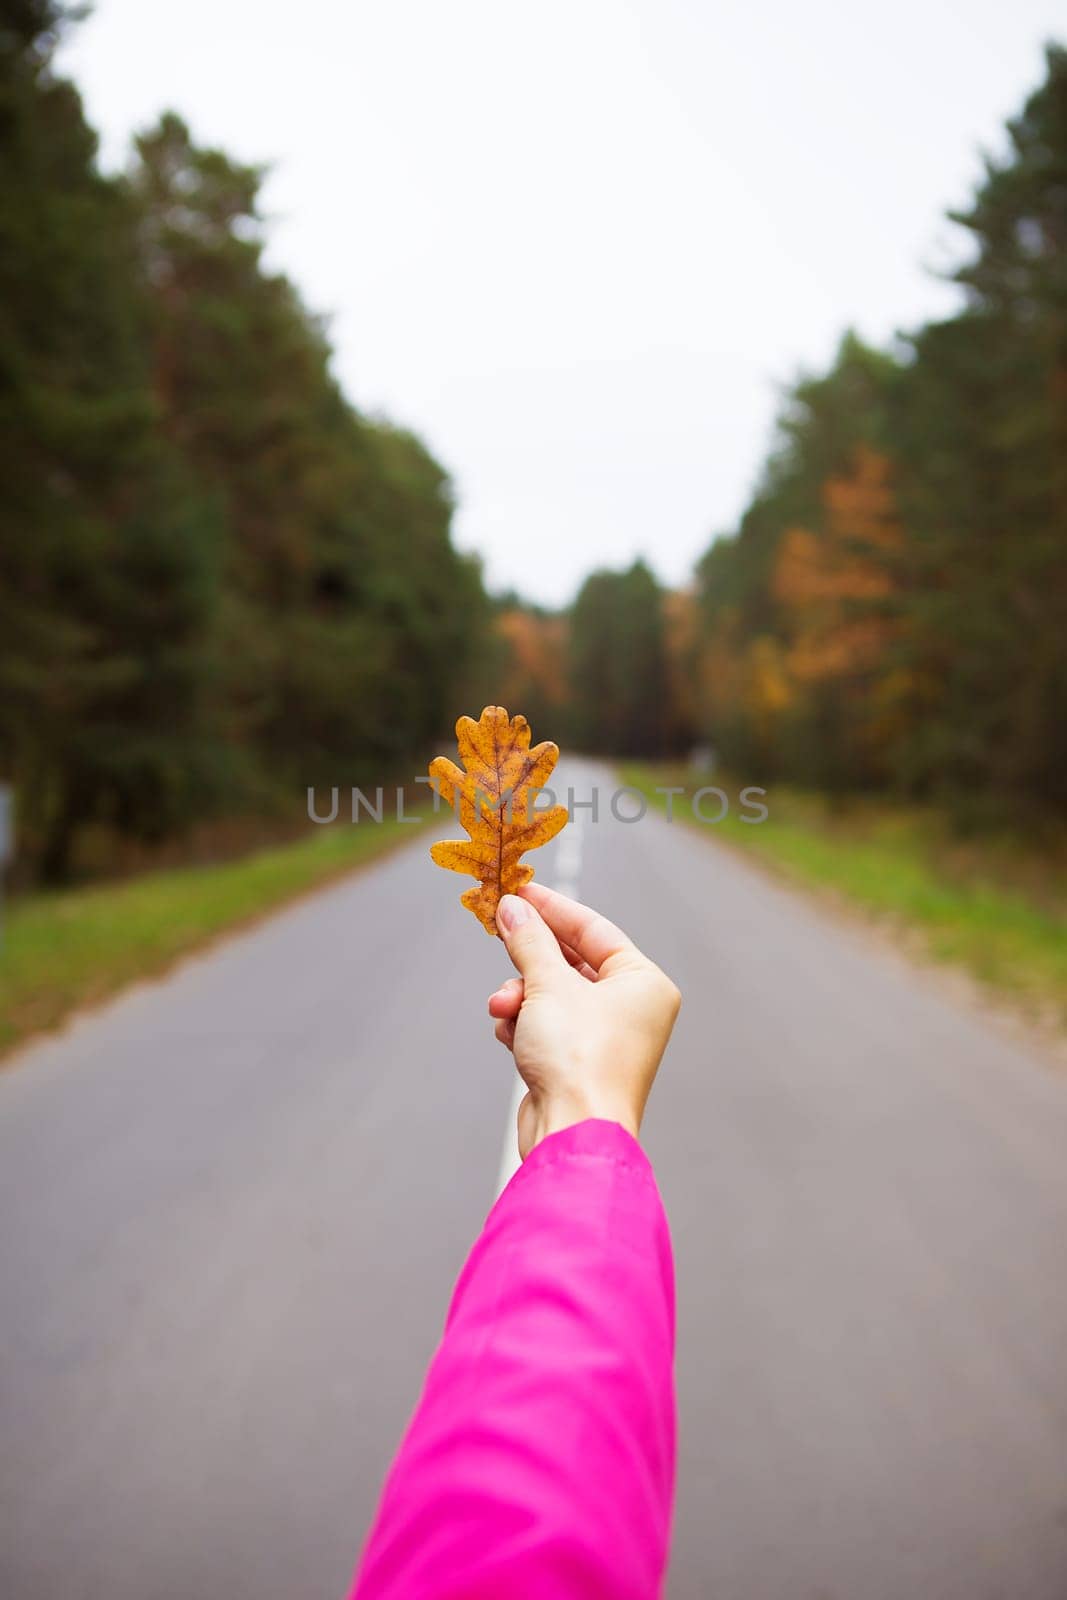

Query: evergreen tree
<box><xmin>0</xmin><ymin>5</ymin><xmax>221</xmax><ymax>877</ymax></box>
<box><xmin>893</xmin><ymin>44</ymin><xmax>1067</xmax><ymax>812</ymax></box>
<box><xmin>1</xmin><ymin>25</ymin><xmax>490</xmax><ymax>878</ymax></box>
<box><xmin>569</xmin><ymin>560</ymin><xmax>668</xmax><ymax>756</ymax></box>
<box><xmin>692</xmin><ymin>47</ymin><xmax>1067</xmax><ymax>819</ymax></box>
<box><xmin>129</xmin><ymin>114</ymin><xmax>487</xmax><ymax>790</ymax></box>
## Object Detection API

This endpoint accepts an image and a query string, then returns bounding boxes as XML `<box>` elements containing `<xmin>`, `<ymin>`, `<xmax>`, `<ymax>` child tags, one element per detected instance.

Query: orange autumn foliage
<box><xmin>495</xmin><ymin>609</ymin><xmax>568</xmax><ymax>710</ymax></box>
<box><xmin>428</xmin><ymin>706</ymin><xmax>569</xmax><ymax>935</ymax></box>
<box><xmin>772</xmin><ymin>445</ymin><xmax>902</xmax><ymax>684</ymax></box>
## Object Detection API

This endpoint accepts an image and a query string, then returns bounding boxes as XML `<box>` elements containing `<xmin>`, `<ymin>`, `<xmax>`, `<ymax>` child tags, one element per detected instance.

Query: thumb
<box><xmin>496</xmin><ymin>894</ymin><xmax>565</xmax><ymax>990</ymax></box>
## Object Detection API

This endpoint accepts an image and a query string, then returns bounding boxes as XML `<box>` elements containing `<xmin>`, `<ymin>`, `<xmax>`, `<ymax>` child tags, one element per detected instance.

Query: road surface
<box><xmin>2</xmin><ymin>759</ymin><xmax>1067</xmax><ymax>1599</ymax></box>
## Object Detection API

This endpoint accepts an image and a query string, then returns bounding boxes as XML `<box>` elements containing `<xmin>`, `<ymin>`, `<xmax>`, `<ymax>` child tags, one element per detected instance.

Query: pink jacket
<box><xmin>350</xmin><ymin>1119</ymin><xmax>676</xmax><ymax>1599</ymax></box>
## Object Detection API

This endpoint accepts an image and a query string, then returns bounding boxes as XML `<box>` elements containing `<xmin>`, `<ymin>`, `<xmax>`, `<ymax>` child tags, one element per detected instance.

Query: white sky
<box><xmin>60</xmin><ymin>0</ymin><xmax>1063</xmax><ymax>605</ymax></box>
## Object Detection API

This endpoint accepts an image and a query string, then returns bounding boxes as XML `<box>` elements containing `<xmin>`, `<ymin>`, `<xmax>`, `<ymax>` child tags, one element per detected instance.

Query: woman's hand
<box><xmin>487</xmin><ymin>883</ymin><xmax>681</xmax><ymax>1160</ymax></box>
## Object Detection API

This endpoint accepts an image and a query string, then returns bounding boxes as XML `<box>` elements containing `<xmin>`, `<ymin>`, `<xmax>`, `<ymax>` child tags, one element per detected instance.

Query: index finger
<box><xmin>518</xmin><ymin>882</ymin><xmax>639</xmax><ymax>974</ymax></box>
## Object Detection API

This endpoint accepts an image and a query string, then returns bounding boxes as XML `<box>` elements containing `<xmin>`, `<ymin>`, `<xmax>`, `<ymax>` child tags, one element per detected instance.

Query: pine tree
<box><xmin>0</xmin><ymin>6</ymin><xmax>221</xmax><ymax>877</ymax></box>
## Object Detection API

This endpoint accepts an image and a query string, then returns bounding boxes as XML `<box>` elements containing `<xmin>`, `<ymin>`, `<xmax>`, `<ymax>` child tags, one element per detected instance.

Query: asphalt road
<box><xmin>3</xmin><ymin>759</ymin><xmax>1067</xmax><ymax>1599</ymax></box>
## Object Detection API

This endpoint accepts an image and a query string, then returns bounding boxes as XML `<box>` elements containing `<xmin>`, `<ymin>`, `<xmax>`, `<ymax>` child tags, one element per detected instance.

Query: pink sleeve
<box><xmin>349</xmin><ymin>1118</ymin><xmax>676</xmax><ymax>1600</ymax></box>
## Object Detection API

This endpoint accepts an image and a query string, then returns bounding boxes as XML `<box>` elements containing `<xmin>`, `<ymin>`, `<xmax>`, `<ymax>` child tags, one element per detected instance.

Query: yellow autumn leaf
<box><xmin>429</xmin><ymin>705</ymin><xmax>569</xmax><ymax>934</ymax></box>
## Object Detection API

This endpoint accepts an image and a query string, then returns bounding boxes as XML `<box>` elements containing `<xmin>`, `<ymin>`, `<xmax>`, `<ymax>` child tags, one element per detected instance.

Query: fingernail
<box><xmin>496</xmin><ymin>894</ymin><xmax>531</xmax><ymax>933</ymax></box>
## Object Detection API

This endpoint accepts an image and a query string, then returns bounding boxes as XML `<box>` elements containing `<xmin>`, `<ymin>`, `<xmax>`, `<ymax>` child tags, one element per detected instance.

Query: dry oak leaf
<box><xmin>429</xmin><ymin>705</ymin><xmax>569</xmax><ymax>935</ymax></box>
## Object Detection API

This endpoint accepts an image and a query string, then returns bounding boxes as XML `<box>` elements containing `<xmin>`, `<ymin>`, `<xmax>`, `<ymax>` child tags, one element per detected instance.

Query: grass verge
<box><xmin>0</xmin><ymin>811</ymin><xmax>424</xmax><ymax>1060</ymax></box>
<box><xmin>622</xmin><ymin>763</ymin><xmax>1067</xmax><ymax>1031</ymax></box>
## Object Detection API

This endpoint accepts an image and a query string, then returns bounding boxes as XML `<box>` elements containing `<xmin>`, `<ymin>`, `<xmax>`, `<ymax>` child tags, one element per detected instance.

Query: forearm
<box><xmin>350</xmin><ymin>1119</ymin><xmax>676</xmax><ymax>1599</ymax></box>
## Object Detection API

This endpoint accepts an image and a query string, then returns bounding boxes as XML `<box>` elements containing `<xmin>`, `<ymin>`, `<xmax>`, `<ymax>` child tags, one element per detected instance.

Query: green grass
<box><xmin>622</xmin><ymin>764</ymin><xmax>1067</xmax><ymax>1030</ymax></box>
<box><xmin>0</xmin><ymin>811</ymin><xmax>425</xmax><ymax>1058</ymax></box>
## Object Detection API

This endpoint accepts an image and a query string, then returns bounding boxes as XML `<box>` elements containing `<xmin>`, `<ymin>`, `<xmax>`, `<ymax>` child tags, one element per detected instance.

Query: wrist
<box><xmin>534</xmin><ymin>1092</ymin><xmax>640</xmax><ymax>1148</ymax></box>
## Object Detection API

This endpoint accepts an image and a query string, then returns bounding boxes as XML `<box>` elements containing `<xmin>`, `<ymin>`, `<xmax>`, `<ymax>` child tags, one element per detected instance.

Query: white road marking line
<box><xmin>555</xmin><ymin>833</ymin><xmax>582</xmax><ymax>879</ymax></box>
<box><xmin>495</xmin><ymin>1077</ymin><xmax>526</xmax><ymax>1196</ymax></box>
<box><xmin>494</xmin><ymin>818</ymin><xmax>585</xmax><ymax>1196</ymax></box>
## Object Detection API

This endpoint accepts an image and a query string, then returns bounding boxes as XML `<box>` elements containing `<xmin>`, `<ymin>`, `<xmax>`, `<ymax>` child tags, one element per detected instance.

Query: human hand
<box><xmin>487</xmin><ymin>883</ymin><xmax>681</xmax><ymax>1160</ymax></box>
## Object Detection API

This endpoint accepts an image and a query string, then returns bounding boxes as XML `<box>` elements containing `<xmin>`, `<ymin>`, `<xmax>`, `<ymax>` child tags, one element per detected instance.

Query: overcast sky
<box><xmin>60</xmin><ymin>0</ymin><xmax>1063</xmax><ymax>605</ymax></box>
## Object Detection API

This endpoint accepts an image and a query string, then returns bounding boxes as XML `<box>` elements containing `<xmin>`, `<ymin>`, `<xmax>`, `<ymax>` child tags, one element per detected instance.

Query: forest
<box><xmin>1</xmin><ymin>0</ymin><xmax>489</xmax><ymax>881</ymax></box>
<box><xmin>498</xmin><ymin>44</ymin><xmax>1067</xmax><ymax>827</ymax></box>
<box><xmin>2</xmin><ymin>1</ymin><xmax>1065</xmax><ymax>887</ymax></box>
